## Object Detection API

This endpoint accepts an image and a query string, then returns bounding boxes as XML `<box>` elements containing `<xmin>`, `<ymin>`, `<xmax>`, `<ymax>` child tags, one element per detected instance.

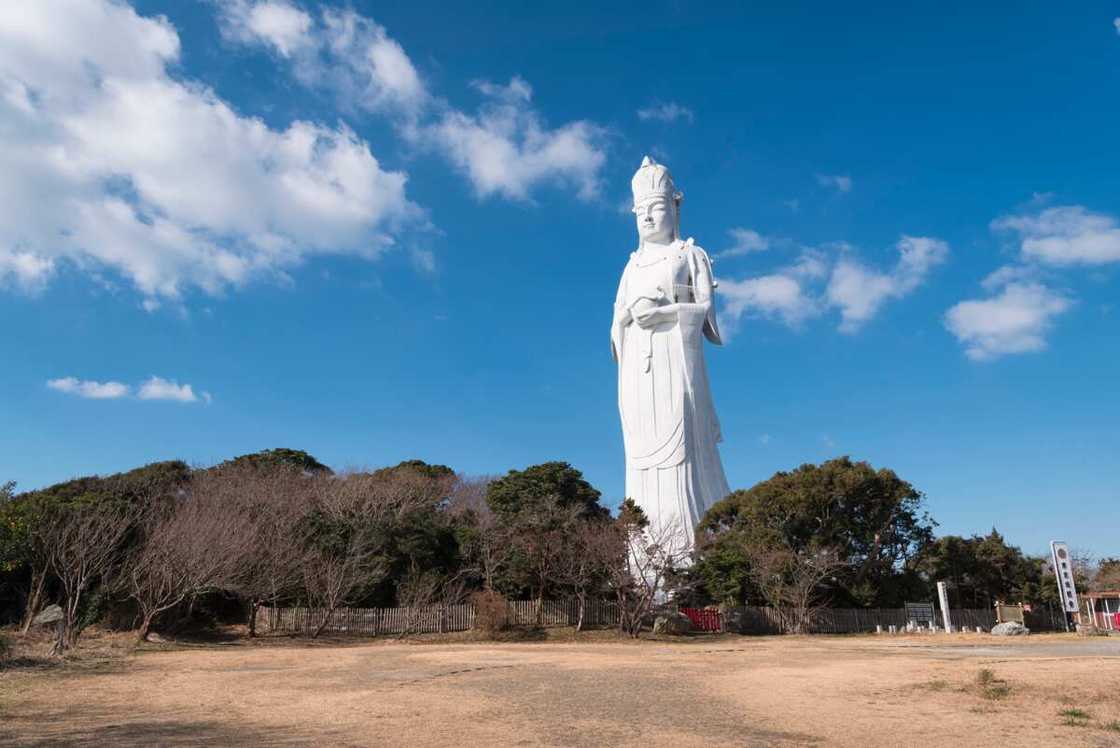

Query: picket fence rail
<box><xmin>263</xmin><ymin>598</ymin><xmax>621</xmax><ymax>636</ymax></box>
<box><xmin>263</xmin><ymin>601</ymin><xmax>1062</xmax><ymax>637</ymax></box>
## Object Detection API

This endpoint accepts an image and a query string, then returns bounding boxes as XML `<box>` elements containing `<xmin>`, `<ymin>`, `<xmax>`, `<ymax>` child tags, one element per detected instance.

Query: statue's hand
<box><xmin>633</xmin><ymin>302</ymin><xmax>680</xmax><ymax>328</ymax></box>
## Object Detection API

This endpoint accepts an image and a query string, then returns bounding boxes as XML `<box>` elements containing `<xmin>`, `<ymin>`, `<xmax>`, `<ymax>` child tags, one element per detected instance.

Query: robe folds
<box><xmin>611</xmin><ymin>238</ymin><xmax>731</xmax><ymax>547</ymax></box>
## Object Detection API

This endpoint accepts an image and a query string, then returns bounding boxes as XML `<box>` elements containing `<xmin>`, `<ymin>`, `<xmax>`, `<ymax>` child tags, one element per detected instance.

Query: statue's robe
<box><xmin>611</xmin><ymin>238</ymin><xmax>730</xmax><ymax>547</ymax></box>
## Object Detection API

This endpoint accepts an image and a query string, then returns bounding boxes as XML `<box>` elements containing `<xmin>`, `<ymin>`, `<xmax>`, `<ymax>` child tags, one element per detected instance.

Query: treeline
<box><xmin>0</xmin><ymin>453</ymin><xmax>1109</xmax><ymax>649</ymax></box>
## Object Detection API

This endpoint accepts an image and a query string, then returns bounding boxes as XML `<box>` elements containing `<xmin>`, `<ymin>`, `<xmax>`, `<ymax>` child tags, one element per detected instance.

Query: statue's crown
<box><xmin>631</xmin><ymin>156</ymin><xmax>680</xmax><ymax>206</ymax></box>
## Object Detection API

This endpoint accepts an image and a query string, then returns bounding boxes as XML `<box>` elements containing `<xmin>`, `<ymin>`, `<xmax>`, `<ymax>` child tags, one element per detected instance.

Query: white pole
<box><xmin>937</xmin><ymin>581</ymin><xmax>952</xmax><ymax>633</ymax></box>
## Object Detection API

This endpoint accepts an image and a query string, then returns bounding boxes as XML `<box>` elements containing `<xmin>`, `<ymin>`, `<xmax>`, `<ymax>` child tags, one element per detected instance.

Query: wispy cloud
<box><xmin>714</xmin><ymin>228</ymin><xmax>770</xmax><ymax>259</ymax></box>
<box><xmin>636</xmin><ymin>101</ymin><xmax>694</xmax><ymax>124</ymax></box>
<box><xmin>815</xmin><ymin>174</ymin><xmax>852</xmax><ymax>193</ymax></box>
<box><xmin>942</xmin><ymin>201</ymin><xmax>1109</xmax><ymax>361</ymax></box>
<box><xmin>218</xmin><ymin>4</ymin><xmax>608</xmax><ymax>205</ymax></box>
<box><xmin>409</xmin><ymin>247</ymin><xmax>436</xmax><ymax>274</ymax></box>
<box><xmin>422</xmin><ymin>77</ymin><xmax>607</xmax><ymax>202</ymax></box>
<box><xmin>218</xmin><ymin>1</ymin><xmax>428</xmax><ymax>117</ymax></box>
<box><xmin>47</xmin><ymin>377</ymin><xmax>130</xmax><ymax>400</ymax></box>
<box><xmin>720</xmin><ymin>272</ymin><xmax>819</xmax><ymax>331</ymax></box>
<box><xmin>826</xmin><ymin>236</ymin><xmax>949</xmax><ymax>333</ymax></box>
<box><xmin>992</xmin><ymin>205</ymin><xmax>1120</xmax><ymax>266</ymax></box>
<box><xmin>718</xmin><ymin>236</ymin><xmax>948</xmax><ymax>335</ymax></box>
<box><xmin>1114</xmin><ymin>17</ymin><xmax>1120</xmax><ymax>35</ymax></box>
<box><xmin>47</xmin><ymin>375</ymin><xmax>211</xmax><ymax>403</ymax></box>
<box><xmin>944</xmin><ymin>282</ymin><xmax>1071</xmax><ymax>361</ymax></box>
<box><xmin>137</xmin><ymin>376</ymin><xmax>210</xmax><ymax>403</ymax></box>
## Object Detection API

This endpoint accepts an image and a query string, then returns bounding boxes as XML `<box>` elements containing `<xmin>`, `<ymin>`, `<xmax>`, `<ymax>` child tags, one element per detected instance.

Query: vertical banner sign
<box><xmin>1050</xmin><ymin>541</ymin><xmax>1080</xmax><ymax>614</ymax></box>
<box><xmin>936</xmin><ymin>581</ymin><xmax>952</xmax><ymax>632</ymax></box>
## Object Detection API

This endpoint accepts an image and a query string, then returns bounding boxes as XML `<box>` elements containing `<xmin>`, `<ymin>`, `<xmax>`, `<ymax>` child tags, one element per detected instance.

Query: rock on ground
<box><xmin>652</xmin><ymin>612</ymin><xmax>693</xmax><ymax>635</ymax></box>
<box><xmin>990</xmin><ymin>621</ymin><xmax>1029</xmax><ymax>636</ymax></box>
<box><xmin>31</xmin><ymin>604</ymin><xmax>64</xmax><ymax>626</ymax></box>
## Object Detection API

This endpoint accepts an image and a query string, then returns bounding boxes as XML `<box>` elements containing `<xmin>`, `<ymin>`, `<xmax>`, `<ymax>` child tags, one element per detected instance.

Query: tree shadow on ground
<box><xmin>4</xmin><ymin>704</ymin><xmax>323</xmax><ymax>747</ymax></box>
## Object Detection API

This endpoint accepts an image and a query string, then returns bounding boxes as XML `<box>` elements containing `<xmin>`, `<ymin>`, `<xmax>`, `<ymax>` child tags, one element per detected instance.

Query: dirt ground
<box><xmin>3</xmin><ymin>629</ymin><xmax>1119</xmax><ymax>747</ymax></box>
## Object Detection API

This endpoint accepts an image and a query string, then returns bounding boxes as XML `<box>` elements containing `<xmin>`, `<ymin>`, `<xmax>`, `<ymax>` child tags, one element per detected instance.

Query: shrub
<box><xmin>975</xmin><ymin>668</ymin><xmax>1011</xmax><ymax>700</ymax></box>
<box><xmin>471</xmin><ymin>590</ymin><xmax>510</xmax><ymax>637</ymax></box>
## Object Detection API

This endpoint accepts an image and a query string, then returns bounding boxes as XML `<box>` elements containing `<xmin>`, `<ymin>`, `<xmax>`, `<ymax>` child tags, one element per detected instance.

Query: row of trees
<box><xmin>2</xmin><ymin>453</ymin><xmax>1108</xmax><ymax>649</ymax></box>
<box><xmin>0</xmin><ymin>453</ymin><xmax>687</xmax><ymax>650</ymax></box>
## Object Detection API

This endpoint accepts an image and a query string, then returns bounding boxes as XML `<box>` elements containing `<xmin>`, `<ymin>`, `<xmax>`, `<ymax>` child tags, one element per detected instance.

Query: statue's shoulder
<box><xmin>682</xmin><ymin>237</ymin><xmax>713</xmax><ymax>262</ymax></box>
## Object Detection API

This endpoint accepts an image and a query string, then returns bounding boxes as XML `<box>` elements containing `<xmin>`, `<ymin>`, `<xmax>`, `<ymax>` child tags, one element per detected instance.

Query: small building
<box><xmin>1083</xmin><ymin>591</ymin><xmax>1120</xmax><ymax>631</ymax></box>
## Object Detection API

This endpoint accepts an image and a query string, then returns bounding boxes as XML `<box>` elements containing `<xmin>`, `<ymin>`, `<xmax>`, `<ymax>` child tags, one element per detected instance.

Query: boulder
<box><xmin>990</xmin><ymin>621</ymin><xmax>1029</xmax><ymax>636</ymax></box>
<box><xmin>652</xmin><ymin>611</ymin><xmax>693</xmax><ymax>636</ymax></box>
<box><xmin>721</xmin><ymin>607</ymin><xmax>746</xmax><ymax>634</ymax></box>
<box><xmin>30</xmin><ymin>604</ymin><xmax>63</xmax><ymax>626</ymax></box>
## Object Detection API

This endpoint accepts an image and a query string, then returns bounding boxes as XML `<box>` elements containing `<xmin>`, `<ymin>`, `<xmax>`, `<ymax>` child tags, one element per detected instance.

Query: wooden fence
<box><xmin>263</xmin><ymin>601</ymin><xmax>1056</xmax><ymax>637</ymax></box>
<box><xmin>264</xmin><ymin>598</ymin><xmax>621</xmax><ymax>636</ymax></box>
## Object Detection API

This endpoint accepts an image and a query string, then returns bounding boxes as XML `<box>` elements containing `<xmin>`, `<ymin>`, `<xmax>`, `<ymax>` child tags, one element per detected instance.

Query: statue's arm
<box><xmin>629</xmin><ymin>244</ymin><xmax>722</xmax><ymax>339</ymax></box>
<box><xmin>689</xmin><ymin>244</ymin><xmax>723</xmax><ymax>345</ymax></box>
<box><xmin>611</xmin><ymin>263</ymin><xmax>631</xmax><ymax>361</ymax></box>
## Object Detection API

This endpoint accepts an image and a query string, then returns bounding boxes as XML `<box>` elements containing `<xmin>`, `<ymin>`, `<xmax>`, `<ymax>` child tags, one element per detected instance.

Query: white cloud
<box><xmin>1114</xmin><ymin>17</ymin><xmax>1120</xmax><ymax>35</ymax></box>
<box><xmin>0</xmin><ymin>0</ymin><xmax>417</xmax><ymax>305</ymax></box>
<box><xmin>47</xmin><ymin>374</ymin><xmax>211</xmax><ymax>402</ymax></box>
<box><xmin>0</xmin><ymin>250</ymin><xmax>55</xmax><ymax>292</ymax></box>
<box><xmin>719</xmin><ymin>272</ymin><xmax>819</xmax><ymax>330</ymax></box>
<box><xmin>715</xmin><ymin>228</ymin><xmax>770</xmax><ymax>259</ymax></box>
<box><xmin>788</xmin><ymin>249</ymin><xmax>830</xmax><ymax>280</ymax></box>
<box><xmin>219</xmin><ymin>2</ymin><xmax>426</xmax><ymax>117</ymax></box>
<box><xmin>826</xmin><ymin>236</ymin><xmax>948</xmax><ymax>332</ymax></box>
<box><xmin>219</xmin><ymin>0</ymin><xmax>312</xmax><ymax>57</ymax></box>
<box><xmin>944</xmin><ymin>282</ymin><xmax>1071</xmax><ymax>361</ymax></box>
<box><xmin>816</xmin><ymin>174</ymin><xmax>852</xmax><ymax>193</ymax></box>
<box><xmin>718</xmin><ymin>237</ymin><xmax>945</xmax><ymax>335</ymax></box>
<box><xmin>47</xmin><ymin>377</ymin><xmax>129</xmax><ymax>399</ymax></box>
<box><xmin>137</xmin><ymin>376</ymin><xmax>208</xmax><ymax>403</ymax></box>
<box><xmin>992</xmin><ymin>205</ymin><xmax>1120</xmax><ymax>266</ymax></box>
<box><xmin>409</xmin><ymin>247</ymin><xmax>436</xmax><ymax>274</ymax></box>
<box><xmin>636</xmin><ymin>101</ymin><xmax>694</xmax><ymax>124</ymax></box>
<box><xmin>424</xmin><ymin>77</ymin><xmax>607</xmax><ymax>202</ymax></box>
<box><xmin>758</xmin><ymin>434</ymin><xmax>772</xmax><ymax>445</ymax></box>
<box><xmin>219</xmin><ymin>4</ymin><xmax>607</xmax><ymax>204</ymax></box>
<box><xmin>980</xmin><ymin>264</ymin><xmax>1040</xmax><ymax>291</ymax></box>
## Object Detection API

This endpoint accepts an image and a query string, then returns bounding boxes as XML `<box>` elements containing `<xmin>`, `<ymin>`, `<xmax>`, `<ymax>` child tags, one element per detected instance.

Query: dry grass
<box><xmin>2</xmin><ymin>629</ymin><xmax>1119</xmax><ymax>746</ymax></box>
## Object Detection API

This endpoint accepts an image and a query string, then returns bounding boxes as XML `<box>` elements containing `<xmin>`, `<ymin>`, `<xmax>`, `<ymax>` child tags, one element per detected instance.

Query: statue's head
<box><xmin>631</xmin><ymin>156</ymin><xmax>682</xmax><ymax>245</ymax></box>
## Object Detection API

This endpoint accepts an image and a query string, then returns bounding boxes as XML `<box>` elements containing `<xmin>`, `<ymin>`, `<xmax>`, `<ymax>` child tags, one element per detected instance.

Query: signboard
<box><xmin>936</xmin><ymin>581</ymin><xmax>952</xmax><ymax>631</ymax></box>
<box><xmin>1050</xmin><ymin>541</ymin><xmax>1080</xmax><ymax>614</ymax></box>
<box><xmin>904</xmin><ymin>602</ymin><xmax>935</xmax><ymax>624</ymax></box>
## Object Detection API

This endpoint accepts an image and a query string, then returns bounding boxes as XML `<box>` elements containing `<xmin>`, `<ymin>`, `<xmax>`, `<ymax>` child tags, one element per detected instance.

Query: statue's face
<box><xmin>634</xmin><ymin>197</ymin><xmax>675</xmax><ymax>245</ymax></box>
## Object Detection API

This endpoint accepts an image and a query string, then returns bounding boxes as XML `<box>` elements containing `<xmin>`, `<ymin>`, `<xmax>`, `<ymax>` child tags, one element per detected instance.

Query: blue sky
<box><xmin>1</xmin><ymin>0</ymin><xmax>1117</xmax><ymax>557</ymax></box>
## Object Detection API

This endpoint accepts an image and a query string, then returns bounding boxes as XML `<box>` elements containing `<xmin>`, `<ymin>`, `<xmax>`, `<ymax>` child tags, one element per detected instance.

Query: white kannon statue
<box><xmin>611</xmin><ymin>156</ymin><xmax>731</xmax><ymax>550</ymax></box>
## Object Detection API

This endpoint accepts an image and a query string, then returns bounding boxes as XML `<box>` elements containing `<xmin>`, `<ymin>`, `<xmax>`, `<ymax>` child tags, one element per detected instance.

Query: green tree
<box><xmin>486</xmin><ymin>462</ymin><xmax>608</xmax><ymax>520</ymax></box>
<box><xmin>1092</xmin><ymin>558</ymin><xmax>1120</xmax><ymax>592</ymax></box>
<box><xmin>911</xmin><ymin>529</ymin><xmax>1040</xmax><ymax>607</ymax></box>
<box><xmin>221</xmin><ymin>448</ymin><xmax>331</xmax><ymax>474</ymax></box>
<box><xmin>695</xmin><ymin>457</ymin><xmax>936</xmax><ymax>607</ymax></box>
<box><xmin>0</xmin><ymin>461</ymin><xmax>191</xmax><ymax>630</ymax></box>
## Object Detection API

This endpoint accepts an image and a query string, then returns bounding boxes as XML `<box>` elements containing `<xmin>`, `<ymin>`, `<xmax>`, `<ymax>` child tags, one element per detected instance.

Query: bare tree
<box><xmin>746</xmin><ymin>546</ymin><xmax>845</xmax><ymax>634</ymax></box>
<box><xmin>396</xmin><ymin>564</ymin><xmax>470</xmax><ymax>637</ymax></box>
<box><xmin>120</xmin><ymin>470</ymin><xmax>257</xmax><ymax>643</ymax></box>
<box><xmin>41</xmin><ymin>501</ymin><xmax>134</xmax><ymax>654</ymax></box>
<box><xmin>607</xmin><ymin>518</ymin><xmax>692</xmax><ymax>638</ymax></box>
<box><xmin>219</xmin><ymin>465</ymin><xmax>313</xmax><ymax>637</ymax></box>
<box><xmin>511</xmin><ymin>494</ymin><xmax>582</xmax><ymax>625</ymax></box>
<box><xmin>447</xmin><ymin>476</ymin><xmax>512</xmax><ymax>592</ymax></box>
<box><xmin>556</xmin><ymin>520</ymin><xmax>616</xmax><ymax>631</ymax></box>
<box><xmin>300</xmin><ymin>469</ymin><xmax>440</xmax><ymax>638</ymax></box>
